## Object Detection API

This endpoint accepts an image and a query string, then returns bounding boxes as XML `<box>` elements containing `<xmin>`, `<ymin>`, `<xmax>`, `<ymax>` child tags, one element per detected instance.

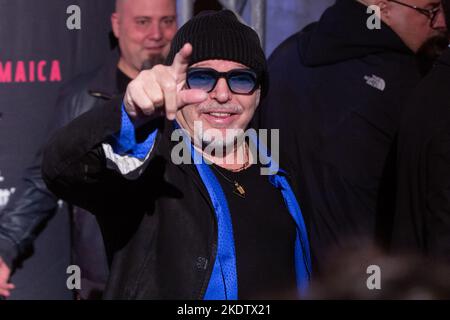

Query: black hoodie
<box><xmin>392</xmin><ymin>48</ymin><xmax>450</xmax><ymax>260</ymax></box>
<box><xmin>259</xmin><ymin>0</ymin><xmax>422</xmax><ymax>273</ymax></box>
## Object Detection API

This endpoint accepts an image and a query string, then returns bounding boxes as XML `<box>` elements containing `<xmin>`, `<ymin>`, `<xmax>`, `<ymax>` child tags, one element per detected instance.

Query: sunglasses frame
<box><xmin>186</xmin><ymin>67</ymin><xmax>259</xmax><ymax>95</ymax></box>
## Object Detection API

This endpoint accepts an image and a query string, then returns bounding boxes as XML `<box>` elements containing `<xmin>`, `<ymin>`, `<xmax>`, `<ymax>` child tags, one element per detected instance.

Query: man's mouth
<box><xmin>144</xmin><ymin>45</ymin><xmax>165</xmax><ymax>52</ymax></box>
<box><xmin>208</xmin><ymin>112</ymin><xmax>233</xmax><ymax>118</ymax></box>
<box><xmin>202</xmin><ymin>110</ymin><xmax>239</xmax><ymax>127</ymax></box>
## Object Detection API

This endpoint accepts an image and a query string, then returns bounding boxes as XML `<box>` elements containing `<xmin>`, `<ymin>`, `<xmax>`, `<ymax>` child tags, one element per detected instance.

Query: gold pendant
<box><xmin>233</xmin><ymin>182</ymin><xmax>246</xmax><ymax>198</ymax></box>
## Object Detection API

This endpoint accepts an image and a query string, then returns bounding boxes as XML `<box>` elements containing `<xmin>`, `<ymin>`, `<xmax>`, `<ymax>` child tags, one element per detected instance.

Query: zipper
<box><xmin>197</xmin><ymin>214</ymin><xmax>218</xmax><ymax>299</ymax></box>
<box><xmin>88</xmin><ymin>90</ymin><xmax>113</xmax><ymax>100</ymax></box>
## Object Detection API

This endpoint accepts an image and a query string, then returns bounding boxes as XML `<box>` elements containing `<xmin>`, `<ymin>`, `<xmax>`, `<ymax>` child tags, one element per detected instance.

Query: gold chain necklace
<box><xmin>211</xmin><ymin>164</ymin><xmax>247</xmax><ymax>198</ymax></box>
<box><xmin>210</xmin><ymin>144</ymin><xmax>250</xmax><ymax>199</ymax></box>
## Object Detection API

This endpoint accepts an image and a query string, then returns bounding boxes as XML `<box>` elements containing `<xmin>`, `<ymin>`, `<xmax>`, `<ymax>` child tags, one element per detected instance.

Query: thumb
<box><xmin>177</xmin><ymin>89</ymin><xmax>208</xmax><ymax>109</ymax></box>
<box><xmin>172</xmin><ymin>43</ymin><xmax>193</xmax><ymax>77</ymax></box>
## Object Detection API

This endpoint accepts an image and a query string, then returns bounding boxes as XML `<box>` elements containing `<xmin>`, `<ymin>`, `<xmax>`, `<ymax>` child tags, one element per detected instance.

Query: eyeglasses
<box><xmin>388</xmin><ymin>0</ymin><xmax>441</xmax><ymax>27</ymax></box>
<box><xmin>186</xmin><ymin>67</ymin><xmax>259</xmax><ymax>95</ymax></box>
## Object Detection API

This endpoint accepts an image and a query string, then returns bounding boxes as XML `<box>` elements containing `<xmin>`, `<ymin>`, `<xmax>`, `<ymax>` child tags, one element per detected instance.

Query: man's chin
<box><xmin>200</xmin><ymin>127</ymin><xmax>246</xmax><ymax>150</ymax></box>
<box><xmin>201</xmin><ymin>135</ymin><xmax>242</xmax><ymax>153</ymax></box>
<box><xmin>140</xmin><ymin>54</ymin><xmax>165</xmax><ymax>70</ymax></box>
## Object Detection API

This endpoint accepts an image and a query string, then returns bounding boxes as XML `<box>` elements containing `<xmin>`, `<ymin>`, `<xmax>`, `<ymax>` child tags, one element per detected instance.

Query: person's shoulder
<box><xmin>270</xmin><ymin>33</ymin><xmax>299</xmax><ymax>56</ymax></box>
<box><xmin>268</xmin><ymin>29</ymin><xmax>308</xmax><ymax>65</ymax></box>
<box><xmin>359</xmin><ymin>51</ymin><xmax>422</xmax><ymax>92</ymax></box>
<box><xmin>268</xmin><ymin>22</ymin><xmax>319</xmax><ymax>69</ymax></box>
<box><xmin>52</xmin><ymin>66</ymin><xmax>105</xmax><ymax>124</ymax></box>
<box><xmin>58</xmin><ymin>66</ymin><xmax>103</xmax><ymax>99</ymax></box>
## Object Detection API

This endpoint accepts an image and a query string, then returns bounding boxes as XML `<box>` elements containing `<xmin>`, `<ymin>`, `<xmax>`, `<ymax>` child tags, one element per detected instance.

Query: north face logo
<box><xmin>364</xmin><ymin>74</ymin><xmax>386</xmax><ymax>91</ymax></box>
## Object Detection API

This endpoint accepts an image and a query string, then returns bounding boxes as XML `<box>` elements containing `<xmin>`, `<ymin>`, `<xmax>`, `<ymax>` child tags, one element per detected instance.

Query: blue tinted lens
<box><xmin>229</xmin><ymin>72</ymin><xmax>256</xmax><ymax>93</ymax></box>
<box><xmin>187</xmin><ymin>70</ymin><xmax>216</xmax><ymax>91</ymax></box>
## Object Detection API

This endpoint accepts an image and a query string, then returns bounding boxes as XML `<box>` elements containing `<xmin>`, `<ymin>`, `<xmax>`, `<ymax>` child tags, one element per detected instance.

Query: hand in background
<box><xmin>0</xmin><ymin>257</ymin><xmax>14</xmax><ymax>298</ymax></box>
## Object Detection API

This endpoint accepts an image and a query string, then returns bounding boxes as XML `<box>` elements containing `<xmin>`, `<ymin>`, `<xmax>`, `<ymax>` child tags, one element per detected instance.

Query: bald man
<box><xmin>0</xmin><ymin>0</ymin><xmax>177</xmax><ymax>299</ymax></box>
<box><xmin>113</xmin><ymin>0</ymin><xmax>177</xmax><ymax>78</ymax></box>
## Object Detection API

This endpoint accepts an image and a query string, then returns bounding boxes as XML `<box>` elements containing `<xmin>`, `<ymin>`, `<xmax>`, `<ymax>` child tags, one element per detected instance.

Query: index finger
<box><xmin>171</xmin><ymin>43</ymin><xmax>193</xmax><ymax>77</ymax></box>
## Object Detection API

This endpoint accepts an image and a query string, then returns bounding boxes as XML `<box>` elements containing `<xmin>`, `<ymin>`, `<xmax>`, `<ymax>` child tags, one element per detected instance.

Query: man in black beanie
<box><xmin>41</xmin><ymin>10</ymin><xmax>311</xmax><ymax>300</ymax></box>
<box><xmin>391</xmin><ymin>0</ymin><xmax>450</xmax><ymax>262</ymax></box>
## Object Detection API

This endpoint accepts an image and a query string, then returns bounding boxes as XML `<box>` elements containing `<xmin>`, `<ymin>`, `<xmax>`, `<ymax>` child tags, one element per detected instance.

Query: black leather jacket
<box><xmin>0</xmin><ymin>51</ymin><xmax>121</xmax><ymax>296</ymax></box>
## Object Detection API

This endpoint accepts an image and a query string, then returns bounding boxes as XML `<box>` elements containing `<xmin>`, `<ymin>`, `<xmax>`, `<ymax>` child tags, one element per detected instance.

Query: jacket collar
<box><xmin>87</xmin><ymin>49</ymin><xmax>121</xmax><ymax>100</ymax></box>
<box><xmin>158</xmin><ymin>120</ymin><xmax>215</xmax><ymax>210</ymax></box>
<box><xmin>437</xmin><ymin>46</ymin><xmax>450</xmax><ymax>68</ymax></box>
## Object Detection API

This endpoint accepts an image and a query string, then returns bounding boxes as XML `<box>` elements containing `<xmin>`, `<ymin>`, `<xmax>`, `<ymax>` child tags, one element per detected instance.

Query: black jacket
<box><xmin>391</xmin><ymin>48</ymin><xmax>450</xmax><ymax>259</ymax></box>
<box><xmin>259</xmin><ymin>0</ymin><xmax>422</xmax><ymax>272</ymax></box>
<box><xmin>41</xmin><ymin>94</ymin><xmax>307</xmax><ymax>299</ymax></box>
<box><xmin>42</xmin><ymin>99</ymin><xmax>223</xmax><ymax>299</ymax></box>
<box><xmin>0</xmin><ymin>50</ymin><xmax>120</xmax><ymax>297</ymax></box>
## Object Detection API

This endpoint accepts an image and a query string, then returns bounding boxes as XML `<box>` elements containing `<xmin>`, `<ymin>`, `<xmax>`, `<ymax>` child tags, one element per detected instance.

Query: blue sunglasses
<box><xmin>186</xmin><ymin>67</ymin><xmax>259</xmax><ymax>95</ymax></box>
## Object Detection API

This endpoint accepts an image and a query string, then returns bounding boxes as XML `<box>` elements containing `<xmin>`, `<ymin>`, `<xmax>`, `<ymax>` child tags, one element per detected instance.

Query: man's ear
<box><xmin>375</xmin><ymin>1</ymin><xmax>391</xmax><ymax>25</ymax></box>
<box><xmin>254</xmin><ymin>88</ymin><xmax>261</xmax><ymax>109</ymax></box>
<box><xmin>111</xmin><ymin>12</ymin><xmax>120</xmax><ymax>39</ymax></box>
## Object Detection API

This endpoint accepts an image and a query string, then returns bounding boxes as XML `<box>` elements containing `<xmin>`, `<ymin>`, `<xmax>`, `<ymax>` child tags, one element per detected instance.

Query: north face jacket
<box><xmin>391</xmin><ymin>48</ymin><xmax>450</xmax><ymax>260</ymax></box>
<box><xmin>258</xmin><ymin>0</ymin><xmax>423</xmax><ymax>272</ymax></box>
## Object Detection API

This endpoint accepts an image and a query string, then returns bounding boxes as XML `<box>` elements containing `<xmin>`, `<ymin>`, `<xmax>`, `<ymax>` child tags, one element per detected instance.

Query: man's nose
<box><xmin>210</xmin><ymin>78</ymin><xmax>231</xmax><ymax>103</ymax></box>
<box><xmin>147</xmin><ymin>21</ymin><xmax>163</xmax><ymax>41</ymax></box>
<box><xmin>432</xmin><ymin>9</ymin><xmax>447</xmax><ymax>30</ymax></box>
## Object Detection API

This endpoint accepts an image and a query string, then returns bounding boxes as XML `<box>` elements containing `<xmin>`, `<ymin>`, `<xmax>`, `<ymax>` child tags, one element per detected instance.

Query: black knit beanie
<box><xmin>165</xmin><ymin>10</ymin><xmax>268</xmax><ymax>96</ymax></box>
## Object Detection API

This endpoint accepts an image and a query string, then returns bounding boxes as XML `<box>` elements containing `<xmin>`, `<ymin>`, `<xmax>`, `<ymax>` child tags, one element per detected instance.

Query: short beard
<box><xmin>416</xmin><ymin>34</ymin><xmax>449</xmax><ymax>76</ymax></box>
<box><xmin>200</xmin><ymin>128</ymin><xmax>245</xmax><ymax>152</ymax></box>
<box><xmin>194</xmin><ymin>101</ymin><xmax>245</xmax><ymax>152</ymax></box>
<box><xmin>140</xmin><ymin>54</ymin><xmax>165</xmax><ymax>71</ymax></box>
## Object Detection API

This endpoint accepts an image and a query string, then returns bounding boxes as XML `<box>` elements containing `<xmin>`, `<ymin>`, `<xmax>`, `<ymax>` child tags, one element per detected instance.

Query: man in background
<box><xmin>258</xmin><ymin>0</ymin><xmax>447</xmax><ymax>273</ymax></box>
<box><xmin>0</xmin><ymin>0</ymin><xmax>177</xmax><ymax>299</ymax></box>
<box><xmin>392</xmin><ymin>0</ymin><xmax>450</xmax><ymax>261</ymax></box>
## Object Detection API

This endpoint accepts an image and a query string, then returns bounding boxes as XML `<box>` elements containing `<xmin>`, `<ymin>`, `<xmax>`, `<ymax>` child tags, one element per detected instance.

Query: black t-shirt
<box><xmin>210</xmin><ymin>163</ymin><xmax>297</xmax><ymax>299</ymax></box>
<box><xmin>116</xmin><ymin>68</ymin><xmax>132</xmax><ymax>94</ymax></box>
